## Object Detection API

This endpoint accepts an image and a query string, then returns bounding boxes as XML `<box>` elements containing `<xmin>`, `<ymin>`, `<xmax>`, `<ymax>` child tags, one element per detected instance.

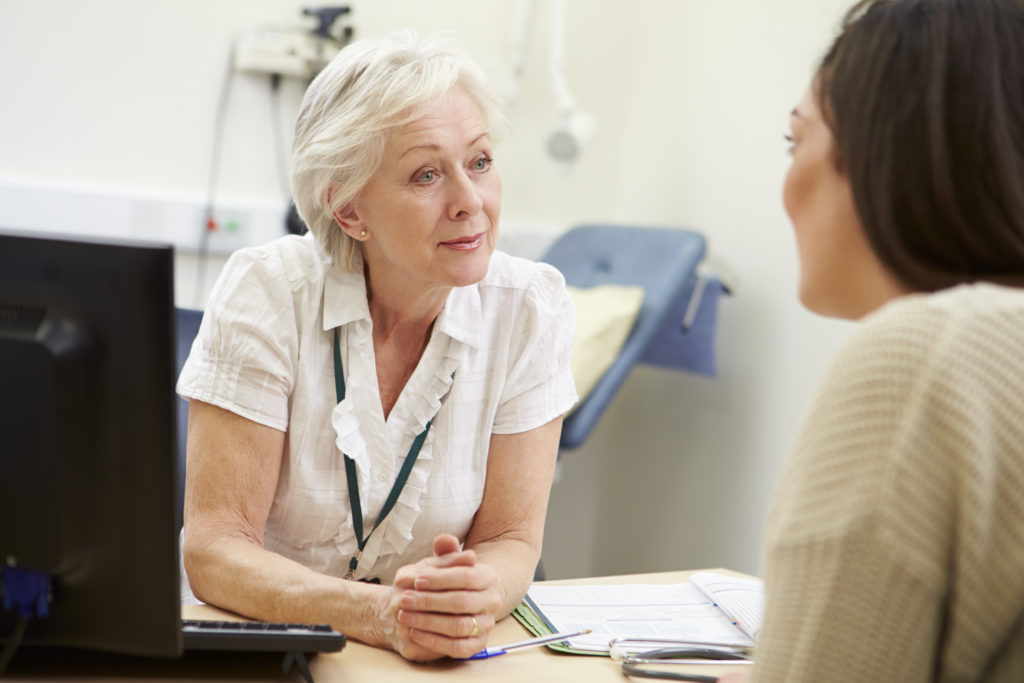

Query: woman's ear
<box><xmin>327</xmin><ymin>182</ymin><xmax>369</xmax><ymax>241</ymax></box>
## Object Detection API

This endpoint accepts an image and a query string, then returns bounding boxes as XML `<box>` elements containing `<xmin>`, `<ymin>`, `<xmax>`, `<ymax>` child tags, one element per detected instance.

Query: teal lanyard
<box><xmin>333</xmin><ymin>328</ymin><xmax>432</xmax><ymax>580</ymax></box>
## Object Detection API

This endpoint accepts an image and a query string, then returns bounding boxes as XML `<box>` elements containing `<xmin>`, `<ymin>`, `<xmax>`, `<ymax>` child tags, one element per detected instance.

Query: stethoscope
<box><xmin>609</xmin><ymin>638</ymin><xmax>752</xmax><ymax>682</ymax></box>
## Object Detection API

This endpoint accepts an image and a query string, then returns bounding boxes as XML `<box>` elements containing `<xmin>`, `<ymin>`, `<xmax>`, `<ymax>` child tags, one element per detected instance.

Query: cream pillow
<box><xmin>567</xmin><ymin>284</ymin><xmax>645</xmax><ymax>406</ymax></box>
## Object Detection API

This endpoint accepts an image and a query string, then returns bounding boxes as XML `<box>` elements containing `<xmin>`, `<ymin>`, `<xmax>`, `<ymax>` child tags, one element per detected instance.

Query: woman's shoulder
<box><xmin>476</xmin><ymin>251</ymin><xmax>573</xmax><ymax>327</ymax></box>
<box><xmin>859</xmin><ymin>283</ymin><xmax>1024</xmax><ymax>345</ymax></box>
<box><xmin>222</xmin><ymin>233</ymin><xmax>326</xmax><ymax>284</ymax></box>
<box><xmin>832</xmin><ymin>283</ymin><xmax>1024</xmax><ymax>384</ymax></box>
<box><xmin>203</xmin><ymin>233</ymin><xmax>329</xmax><ymax>326</ymax></box>
<box><xmin>212</xmin><ymin>233</ymin><xmax>329</xmax><ymax>303</ymax></box>
<box><xmin>480</xmin><ymin>250</ymin><xmax>567</xmax><ymax>295</ymax></box>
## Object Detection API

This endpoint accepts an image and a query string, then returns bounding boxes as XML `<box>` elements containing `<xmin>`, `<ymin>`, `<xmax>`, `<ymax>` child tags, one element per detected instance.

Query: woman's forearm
<box><xmin>463</xmin><ymin>421</ymin><xmax>562</xmax><ymax>617</ymax></box>
<box><xmin>469</xmin><ymin>533</ymin><xmax>543</xmax><ymax>618</ymax></box>
<box><xmin>184</xmin><ymin>532</ymin><xmax>390</xmax><ymax>646</ymax></box>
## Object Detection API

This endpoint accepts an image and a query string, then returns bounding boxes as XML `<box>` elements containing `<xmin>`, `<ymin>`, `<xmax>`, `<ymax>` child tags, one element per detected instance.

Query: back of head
<box><xmin>290</xmin><ymin>30</ymin><xmax>506</xmax><ymax>271</ymax></box>
<box><xmin>817</xmin><ymin>0</ymin><xmax>1024</xmax><ymax>292</ymax></box>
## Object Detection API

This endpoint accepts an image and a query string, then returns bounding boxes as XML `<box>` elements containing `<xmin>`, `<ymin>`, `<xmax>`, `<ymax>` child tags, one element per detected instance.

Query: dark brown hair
<box><xmin>816</xmin><ymin>0</ymin><xmax>1024</xmax><ymax>291</ymax></box>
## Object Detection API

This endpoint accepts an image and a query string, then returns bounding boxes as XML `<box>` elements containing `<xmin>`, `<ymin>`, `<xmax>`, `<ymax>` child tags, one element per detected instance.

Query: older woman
<box><xmin>721</xmin><ymin>1</ymin><xmax>1024</xmax><ymax>681</ymax></box>
<box><xmin>177</xmin><ymin>31</ymin><xmax>576</xmax><ymax>661</ymax></box>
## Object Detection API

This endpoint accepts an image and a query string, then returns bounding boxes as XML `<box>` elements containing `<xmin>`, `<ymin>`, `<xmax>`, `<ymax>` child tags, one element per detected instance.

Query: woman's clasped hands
<box><xmin>376</xmin><ymin>533</ymin><xmax>501</xmax><ymax>661</ymax></box>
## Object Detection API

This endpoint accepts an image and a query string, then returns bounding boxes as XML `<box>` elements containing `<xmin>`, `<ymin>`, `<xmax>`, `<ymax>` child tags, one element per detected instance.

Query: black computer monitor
<box><xmin>0</xmin><ymin>229</ymin><xmax>182</xmax><ymax>658</ymax></box>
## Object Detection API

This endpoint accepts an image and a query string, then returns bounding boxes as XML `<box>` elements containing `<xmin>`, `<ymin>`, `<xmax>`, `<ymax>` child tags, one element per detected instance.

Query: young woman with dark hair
<box><xmin>723</xmin><ymin>1</ymin><xmax>1024</xmax><ymax>681</ymax></box>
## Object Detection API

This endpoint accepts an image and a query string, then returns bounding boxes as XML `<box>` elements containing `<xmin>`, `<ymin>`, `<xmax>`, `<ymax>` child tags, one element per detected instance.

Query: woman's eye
<box><xmin>415</xmin><ymin>169</ymin><xmax>437</xmax><ymax>183</ymax></box>
<box><xmin>783</xmin><ymin>134</ymin><xmax>795</xmax><ymax>155</ymax></box>
<box><xmin>473</xmin><ymin>156</ymin><xmax>493</xmax><ymax>171</ymax></box>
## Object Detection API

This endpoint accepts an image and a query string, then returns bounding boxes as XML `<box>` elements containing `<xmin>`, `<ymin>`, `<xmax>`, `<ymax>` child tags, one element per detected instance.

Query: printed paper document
<box><xmin>523</xmin><ymin>571</ymin><xmax>763</xmax><ymax>653</ymax></box>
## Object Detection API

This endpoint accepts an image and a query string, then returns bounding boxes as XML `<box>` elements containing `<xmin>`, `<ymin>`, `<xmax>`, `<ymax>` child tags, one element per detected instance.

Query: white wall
<box><xmin>0</xmin><ymin>0</ymin><xmax>858</xmax><ymax>578</ymax></box>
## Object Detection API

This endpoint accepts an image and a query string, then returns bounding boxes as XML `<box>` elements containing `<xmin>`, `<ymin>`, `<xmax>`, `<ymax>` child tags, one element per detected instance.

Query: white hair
<box><xmin>290</xmin><ymin>29</ymin><xmax>508</xmax><ymax>272</ymax></box>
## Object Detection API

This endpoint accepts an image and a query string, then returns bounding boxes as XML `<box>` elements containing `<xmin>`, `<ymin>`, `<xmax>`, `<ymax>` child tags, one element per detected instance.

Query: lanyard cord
<box><xmin>334</xmin><ymin>328</ymin><xmax>432</xmax><ymax>579</ymax></box>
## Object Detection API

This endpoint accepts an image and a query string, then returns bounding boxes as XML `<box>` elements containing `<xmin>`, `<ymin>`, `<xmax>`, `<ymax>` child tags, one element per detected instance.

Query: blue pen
<box><xmin>466</xmin><ymin>628</ymin><xmax>593</xmax><ymax>660</ymax></box>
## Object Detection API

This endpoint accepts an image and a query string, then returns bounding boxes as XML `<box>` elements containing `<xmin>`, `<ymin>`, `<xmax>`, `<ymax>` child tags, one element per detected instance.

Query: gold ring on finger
<box><xmin>470</xmin><ymin>615</ymin><xmax>479</xmax><ymax>637</ymax></box>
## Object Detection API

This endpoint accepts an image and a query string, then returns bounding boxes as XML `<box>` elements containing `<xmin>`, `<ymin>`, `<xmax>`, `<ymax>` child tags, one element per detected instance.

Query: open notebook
<box><xmin>515</xmin><ymin>571</ymin><xmax>763</xmax><ymax>655</ymax></box>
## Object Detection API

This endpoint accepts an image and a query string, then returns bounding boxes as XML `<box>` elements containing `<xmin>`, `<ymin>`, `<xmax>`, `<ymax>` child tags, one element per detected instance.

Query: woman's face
<box><xmin>345</xmin><ymin>86</ymin><xmax>501</xmax><ymax>300</ymax></box>
<box><xmin>783</xmin><ymin>86</ymin><xmax>903</xmax><ymax>319</ymax></box>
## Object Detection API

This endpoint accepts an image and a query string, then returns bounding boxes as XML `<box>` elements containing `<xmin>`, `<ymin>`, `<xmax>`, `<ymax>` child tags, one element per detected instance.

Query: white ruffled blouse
<box><xmin>177</xmin><ymin>233</ymin><xmax>577</xmax><ymax>588</ymax></box>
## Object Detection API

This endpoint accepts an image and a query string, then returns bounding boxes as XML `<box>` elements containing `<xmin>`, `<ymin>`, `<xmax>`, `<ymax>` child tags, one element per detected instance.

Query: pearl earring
<box><xmin>360</xmin><ymin>230</ymin><xmax>367</xmax><ymax>238</ymax></box>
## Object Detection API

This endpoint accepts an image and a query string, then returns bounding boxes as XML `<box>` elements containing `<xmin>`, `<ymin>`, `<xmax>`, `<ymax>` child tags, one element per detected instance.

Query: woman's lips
<box><xmin>439</xmin><ymin>232</ymin><xmax>485</xmax><ymax>251</ymax></box>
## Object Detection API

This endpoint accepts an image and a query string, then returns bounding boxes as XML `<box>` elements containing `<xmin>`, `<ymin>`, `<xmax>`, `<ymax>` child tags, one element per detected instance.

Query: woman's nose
<box><xmin>447</xmin><ymin>170</ymin><xmax>484</xmax><ymax>220</ymax></box>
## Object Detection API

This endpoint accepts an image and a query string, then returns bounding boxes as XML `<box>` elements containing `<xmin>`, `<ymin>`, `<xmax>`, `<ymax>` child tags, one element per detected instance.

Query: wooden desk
<box><xmin>4</xmin><ymin>569</ymin><xmax>751</xmax><ymax>682</ymax></box>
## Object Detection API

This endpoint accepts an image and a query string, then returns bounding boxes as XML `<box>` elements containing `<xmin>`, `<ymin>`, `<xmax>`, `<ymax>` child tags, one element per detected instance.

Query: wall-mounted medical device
<box><xmin>504</xmin><ymin>0</ymin><xmax>597</xmax><ymax>166</ymax></box>
<box><xmin>234</xmin><ymin>6</ymin><xmax>354</xmax><ymax>81</ymax></box>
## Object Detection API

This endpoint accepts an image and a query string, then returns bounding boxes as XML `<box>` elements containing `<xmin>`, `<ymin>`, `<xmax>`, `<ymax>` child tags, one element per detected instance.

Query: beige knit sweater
<box><xmin>751</xmin><ymin>283</ymin><xmax>1024</xmax><ymax>682</ymax></box>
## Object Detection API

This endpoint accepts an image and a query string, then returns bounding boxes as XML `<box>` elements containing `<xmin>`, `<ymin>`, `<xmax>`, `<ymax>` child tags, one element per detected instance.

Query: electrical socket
<box><xmin>200</xmin><ymin>208</ymin><xmax>250</xmax><ymax>253</ymax></box>
<box><xmin>234</xmin><ymin>29</ymin><xmax>340</xmax><ymax>80</ymax></box>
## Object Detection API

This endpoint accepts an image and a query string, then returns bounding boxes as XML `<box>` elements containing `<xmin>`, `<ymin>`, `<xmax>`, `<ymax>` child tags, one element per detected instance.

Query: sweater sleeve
<box><xmin>751</xmin><ymin>300</ymin><xmax>954</xmax><ymax>683</ymax></box>
<box><xmin>754</xmin><ymin>286</ymin><xmax>1024</xmax><ymax>682</ymax></box>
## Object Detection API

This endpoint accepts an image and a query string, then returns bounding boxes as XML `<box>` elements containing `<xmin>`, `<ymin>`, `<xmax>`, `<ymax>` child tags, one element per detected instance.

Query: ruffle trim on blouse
<box><xmin>330</xmin><ymin>325</ymin><xmax>372</xmax><ymax>474</ymax></box>
<box><xmin>373</xmin><ymin>336</ymin><xmax>467</xmax><ymax>561</ymax></box>
<box><xmin>328</xmin><ymin>332</ymin><xmax>469</xmax><ymax>578</ymax></box>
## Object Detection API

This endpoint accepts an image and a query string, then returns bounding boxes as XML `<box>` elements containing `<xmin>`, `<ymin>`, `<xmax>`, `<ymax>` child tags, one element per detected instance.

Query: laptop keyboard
<box><xmin>182</xmin><ymin>619</ymin><xmax>346</xmax><ymax>653</ymax></box>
